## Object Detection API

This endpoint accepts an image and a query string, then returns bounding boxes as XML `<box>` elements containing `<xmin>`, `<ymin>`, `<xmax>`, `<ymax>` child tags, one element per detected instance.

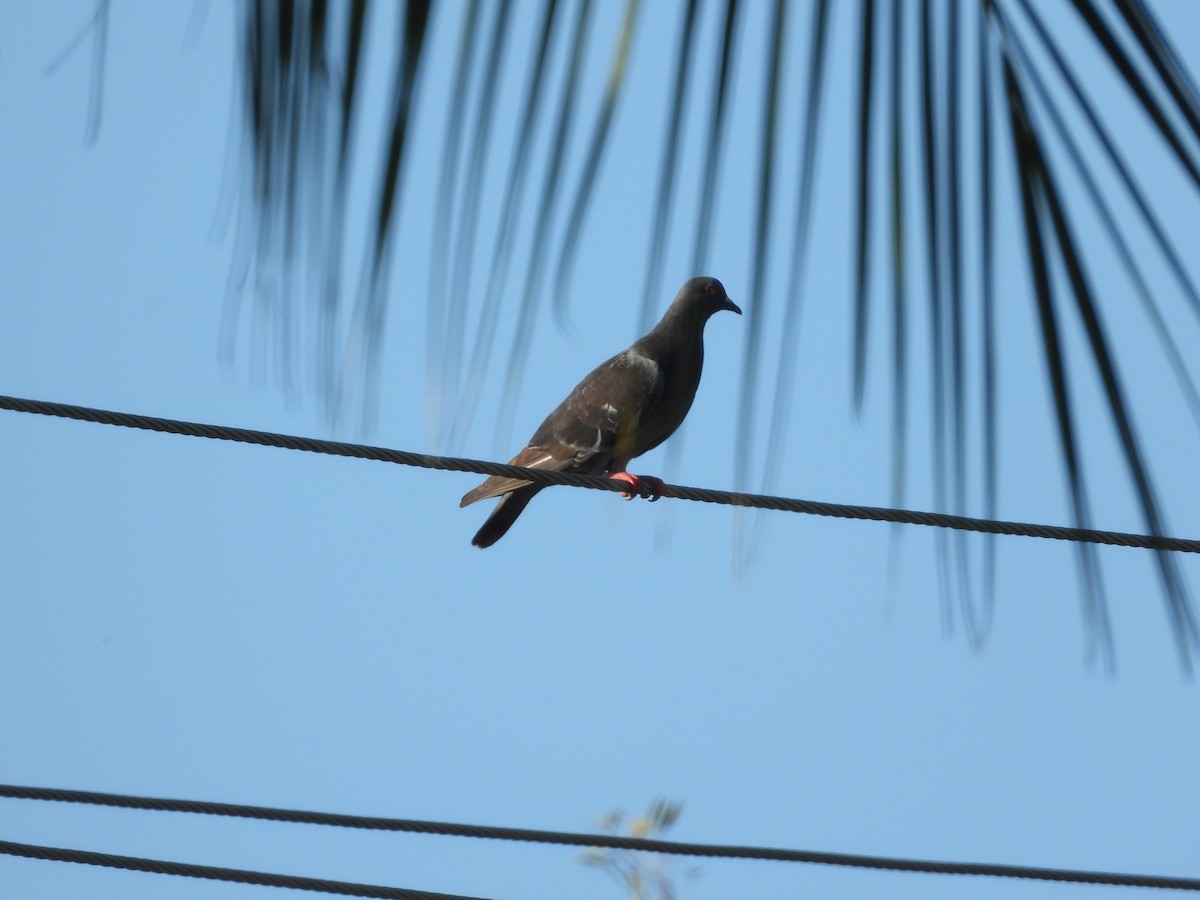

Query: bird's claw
<box><xmin>609</xmin><ymin>472</ymin><xmax>665</xmax><ymax>502</ymax></box>
<box><xmin>640</xmin><ymin>476</ymin><xmax>665</xmax><ymax>501</ymax></box>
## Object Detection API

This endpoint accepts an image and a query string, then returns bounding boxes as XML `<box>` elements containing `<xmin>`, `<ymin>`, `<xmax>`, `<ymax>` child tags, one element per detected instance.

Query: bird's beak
<box><xmin>724</xmin><ymin>297</ymin><xmax>742</xmax><ymax>315</ymax></box>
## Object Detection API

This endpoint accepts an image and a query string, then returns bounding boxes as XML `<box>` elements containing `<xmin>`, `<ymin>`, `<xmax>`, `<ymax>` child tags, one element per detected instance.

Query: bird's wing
<box><xmin>535</xmin><ymin>348</ymin><xmax>665</xmax><ymax>466</ymax></box>
<box><xmin>458</xmin><ymin>444</ymin><xmax>564</xmax><ymax>507</ymax></box>
<box><xmin>460</xmin><ymin>349</ymin><xmax>663</xmax><ymax>507</ymax></box>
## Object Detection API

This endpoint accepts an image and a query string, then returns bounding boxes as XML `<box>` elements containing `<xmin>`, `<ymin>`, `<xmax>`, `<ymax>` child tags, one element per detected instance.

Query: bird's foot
<box><xmin>609</xmin><ymin>472</ymin><xmax>665</xmax><ymax>502</ymax></box>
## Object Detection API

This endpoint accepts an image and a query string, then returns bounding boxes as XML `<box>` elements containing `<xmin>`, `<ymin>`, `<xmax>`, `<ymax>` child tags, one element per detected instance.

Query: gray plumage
<box><xmin>461</xmin><ymin>276</ymin><xmax>740</xmax><ymax>547</ymax></box>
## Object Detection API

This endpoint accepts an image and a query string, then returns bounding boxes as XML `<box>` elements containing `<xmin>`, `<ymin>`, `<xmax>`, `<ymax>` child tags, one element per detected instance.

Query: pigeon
<box><xmin>461</xmin><ymin>275</ymin><xmax>740</xmax><ymax>547</ymax></box>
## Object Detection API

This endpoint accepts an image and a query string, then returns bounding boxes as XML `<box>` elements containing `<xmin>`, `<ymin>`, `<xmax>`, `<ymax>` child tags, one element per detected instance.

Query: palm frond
<box><xmin>551</xmin><ymin>0</ymin><xmax>640</xmax><ymax>330</ymax></box>
<box><xmin>852</xmin><ymin>0</ymin><xmax>879</xmax><ymax>413</ymax></box>
<box><xmin>453</xmin><ymin>0</ymin><xmax>562</xmax><ymax>451</ymax></box>
<box><xmin>496</xmin><ymin>0</ymin><xmax>594</xmax><ymax>452</ymax></box>
<box><xmin>46</xmin><ymin>0</ymin><xmax>110</xmax><ymax>144</ymax></box>
<box><xmin>1067</xmin><ymin>0</ymin><xmax>1200</xmax><ymax>187</ymax></box>
<box><xmin>733</xmin><ymin>0</ymin><xmax>788</xmax><ymax>570</ymax></box>
<box><xmin>338</xmin><ymin>0</ymin><xmax>430</xmax><ymax>429</ymax></box>
<box><xmin>1011</xmin><ymin>0</ymin><xmax>1200</xmax><ymax>319</ymax></box>
<box><xmin>1001</xmin><ymin>53</ymin><xmax>1116</xmax><ymax>668</ymax></box>
<box><xmin>978</xmin><ymin>0</ymin><xmax>998</xmax><ymax>638</ymax></box>
<box><xmin>996</xmin><ymin>3</ymin><xmax>1200</xmax><ymax>429</ymax></box>
<box><xmin>428</xmin><ymin>0</ymin><xmax>483</xmax><ymax>438</ymax></box>
<box><xmin>760</xmin><ymin>0</ymin><xmax>833</xmax><ymax>502</ymax></box>
<box><xmin>919</xmin><ymin>0</ymin><xmax>954</xmax><ymax>632</ymax></box>
<box><xmin>208</xmin><ymin>0</ymin><xmax>1200</xmax><ymax>665</ymax></box>
<box><xmin>444</xmin><ymin>0</ymin><xmax>515</xmax><ymax>427</ymax></box>
<box><xmin>689</xmin><ymin>0</ymin><xmax>742</xmax><ymax>274</ymax></box>
<box><xmin>637</xmin><ymin>0</ymin><xmax>702</xmax><ymax>334</ymax></box>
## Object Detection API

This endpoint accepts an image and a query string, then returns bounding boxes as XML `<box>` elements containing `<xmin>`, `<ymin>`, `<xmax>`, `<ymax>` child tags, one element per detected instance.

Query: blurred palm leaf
<box><xmin>214</xmin><ymin>0</ymin><xmax>1200</xmax><ymax>668</ymax></box>
<box><xmin>580</xmin><ymin>799</ymin><xmax>688</xmax><ymax>900</ymax></box>
<box><xmin>47</xmin><ymin>0</ymin><xmax>111</xmax><ymax>144</ymax></box>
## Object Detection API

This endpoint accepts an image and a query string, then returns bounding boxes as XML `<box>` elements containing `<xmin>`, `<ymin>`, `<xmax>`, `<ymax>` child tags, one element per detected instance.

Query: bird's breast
<box><xmin>634</xmin><ymin>342</ymin><xmax>704</xmax><ymax>456</ymax></box>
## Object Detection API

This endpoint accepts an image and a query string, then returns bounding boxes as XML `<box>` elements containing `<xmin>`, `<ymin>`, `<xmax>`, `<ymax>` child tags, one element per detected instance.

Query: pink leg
<box><xmin>609</xmin><ymin>471</ymin><xmax>665</xmax><ymax>502</ymax></box>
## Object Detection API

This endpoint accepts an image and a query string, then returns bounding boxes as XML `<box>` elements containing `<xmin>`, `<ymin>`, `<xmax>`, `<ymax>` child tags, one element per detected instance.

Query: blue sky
<box><xmin>2</xmin><ymin>1</ymin><xmax>1199</xmax><ymax>898</ymax></box>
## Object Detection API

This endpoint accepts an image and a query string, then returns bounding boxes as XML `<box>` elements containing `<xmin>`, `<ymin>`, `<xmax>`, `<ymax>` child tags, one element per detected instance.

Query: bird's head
<box><xmin>674</xmin><ymin>276</ymin><xmax>741</xmax><ymax>320</ymax></box>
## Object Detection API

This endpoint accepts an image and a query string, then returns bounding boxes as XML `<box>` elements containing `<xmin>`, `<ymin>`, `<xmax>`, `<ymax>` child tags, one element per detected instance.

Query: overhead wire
<box><xmin>0</xmin><ymin>838</ymin><xmax>489</xmax><ymax>900</ymax></box>
<box><xmin>3</xmin><ymin>394</ymin><xmax>1198</xmax><ymax>554</ymax></box>
<box><xmin>2</xmin><ymin>785</ymin><xmax>1198</xmax><ymax>890</ymax></box>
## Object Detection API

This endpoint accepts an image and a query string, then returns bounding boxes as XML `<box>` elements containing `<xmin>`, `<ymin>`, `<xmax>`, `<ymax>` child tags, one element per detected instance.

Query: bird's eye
<box><xmin>704</xmin><ymin>283</ymin><xmax>716</xmax><ymax>294</ymax></box>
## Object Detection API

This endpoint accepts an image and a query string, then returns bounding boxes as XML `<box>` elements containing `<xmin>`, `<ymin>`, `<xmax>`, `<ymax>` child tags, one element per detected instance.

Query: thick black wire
<box><xmin>3</xmin><ymin>394</ymin><xmax>1197</xmax><ymax>553</ymax></box>
<box><xmin>0</xmin><ymin>838</ymin><xmax>491</xmax><ymax>899</ymax></box>
<box><xmin>3</xmin><ymin>786</ymin><xmax>1198</xmax><ymax>890</ymax></box>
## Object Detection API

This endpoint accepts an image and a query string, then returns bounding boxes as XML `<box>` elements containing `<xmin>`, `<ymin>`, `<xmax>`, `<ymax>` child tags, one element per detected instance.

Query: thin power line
<box><xmin>3</xmin><ymin>785</ymin><xmax>1198</xmax><ymax>890</ymax></box>
<box><xmin>0</xmin><ymin>838</ymin><xmax>490</xmax><ymax>900</ymax></box>
<box><xmin>2</xmin><ymin>393</ymin><xmax>1198</xmax><ymax>553</ymax></box>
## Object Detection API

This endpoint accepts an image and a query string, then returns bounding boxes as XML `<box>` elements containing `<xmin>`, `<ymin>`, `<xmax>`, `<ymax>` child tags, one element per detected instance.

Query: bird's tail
<box><xmin>472</xmin><ymin>486</ymin><xmax>540</xmax><ymax>548</ymax></box>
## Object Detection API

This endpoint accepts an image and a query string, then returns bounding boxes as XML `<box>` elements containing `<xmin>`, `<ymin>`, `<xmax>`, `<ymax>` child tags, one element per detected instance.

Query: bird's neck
<box><xmin>638</xmin><ymin>310</ymin><xmax>708</xmax><ymax>371</ymax></box>
<box><xmin>648</xmin><ymin>306</ymin><xmax>710</xmax><ymax>347</ymax></box>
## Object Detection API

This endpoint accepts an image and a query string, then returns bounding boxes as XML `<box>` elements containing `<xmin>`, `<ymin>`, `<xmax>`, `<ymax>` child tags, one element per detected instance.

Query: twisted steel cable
<box><xmin>3</xmin><ymin>785</ymin><xmax>1198</xmax><ymax>890</ymax></box>
<box><xmin>2</xmin><ymin>394</ymin><xmax>1198</xmax><ymax>553</ymax></box>
<box><xmin>0</xmin><ymin>838</ymin><xmax>490</xmax><ymax>899</ymax></box>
